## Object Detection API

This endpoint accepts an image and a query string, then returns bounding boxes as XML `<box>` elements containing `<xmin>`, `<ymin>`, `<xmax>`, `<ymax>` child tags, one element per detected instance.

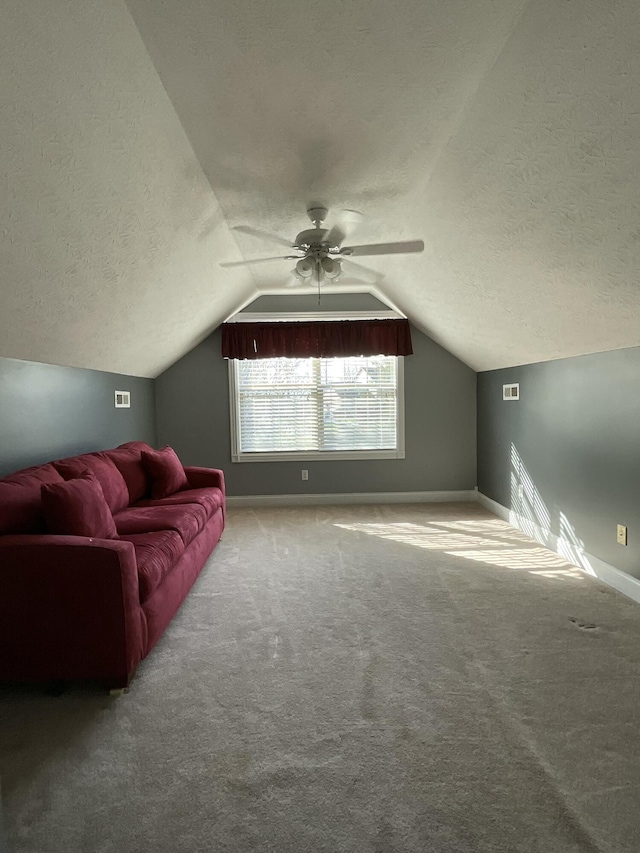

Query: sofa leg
<box><xmin>104</xmin><ymin>667</ymin><xmax>136</xmax><ymax>696</ymax></box>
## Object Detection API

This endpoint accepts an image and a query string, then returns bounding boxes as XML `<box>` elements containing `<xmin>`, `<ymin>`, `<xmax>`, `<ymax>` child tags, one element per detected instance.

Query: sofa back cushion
<box><xmin>105</xmin><ymin>443</ymin><xmax>152</xmax><ymax>505</ymax></box>
<box><xmin>141</xmin><ymin>446</ymin><xmax>189</xmax><ymax>500</ymax></box>
<box><xmin>53</xmin><ymin>453</ymin><xmax>129</xmax><ymax>513</ymax></box>
<box><xmin>41</xmin><ymin>471</ymin><xmax>118</xmax><ymax>539</ymax></box>
<box><xmin>0</xmin><ymin>463</ymin><xmax>65</xmax><ymax>535</ymax></box>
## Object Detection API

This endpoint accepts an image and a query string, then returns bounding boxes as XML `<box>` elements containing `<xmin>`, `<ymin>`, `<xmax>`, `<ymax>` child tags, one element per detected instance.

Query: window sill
<box><xmin>232</xmin><ymin>449</ymin><xmax>405</xmax><ymax>463</ymax></box>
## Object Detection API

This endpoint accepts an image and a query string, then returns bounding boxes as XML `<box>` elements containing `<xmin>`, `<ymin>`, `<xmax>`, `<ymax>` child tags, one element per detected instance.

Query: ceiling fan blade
<box><xmin>232</xmin><ymin>225</ymin><xmax>293</xmax><ymax>249</ymax></box>
<box><xmin>341</xmin><ymin>239</ymin><xmax>425</xmax><ymax>257</ymax></box>
<box><xmin>325</xmin><ymin>209</ymin><xmax>363</xmax><ymax>248</ymax></box>
<box><xmin>219</xmin><ymin>255</ymin><xmax>294</xmax><ymax>268</ymax></box>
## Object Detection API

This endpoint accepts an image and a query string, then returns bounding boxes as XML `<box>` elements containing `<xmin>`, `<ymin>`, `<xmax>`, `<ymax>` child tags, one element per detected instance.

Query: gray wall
<box><xmin>244</xmin><ymin>293</ymin><xmax>389</xmax><ymax>314</ymax></box>
<box><xmin>156</xmin><ymin>295</ymin><xmax>477</xmax><ymax>496</ymax></box>
<box><xmin>478</xmin><ymin>347</ymin><xmax>640</xmax><ymax>579</ymax></box>
<box><xmin>0</xmin><ymin>356</ymin><xmax>157</xmax><ymax>476</ymax></box>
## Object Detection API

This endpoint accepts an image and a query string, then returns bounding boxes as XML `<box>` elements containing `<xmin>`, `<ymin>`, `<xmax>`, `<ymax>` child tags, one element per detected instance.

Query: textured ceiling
<box><xmin>0</xmin><ymin>0</ymin><xmax>254</xmax><ymax>378</ymax></box>
<box><xmin>2</xmin><ymin>0</ymin><xmax>640</xmax><ymax>376</ymax></box>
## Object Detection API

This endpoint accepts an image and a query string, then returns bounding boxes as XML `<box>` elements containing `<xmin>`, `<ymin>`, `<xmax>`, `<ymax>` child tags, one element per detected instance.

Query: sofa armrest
<box><xmin>0</xmin><ymin>535</ymin><xmax>144</xmax><ymax>684</ymax></box>
<box><xmin>184</xmin><ymin>466</ymin><xmax>226</xmax><ymax>521</ymax></box>
<box><xmin>184</xmin><ymin>466</ymin><xmax>225</xmax><ymax>492</ymax></box>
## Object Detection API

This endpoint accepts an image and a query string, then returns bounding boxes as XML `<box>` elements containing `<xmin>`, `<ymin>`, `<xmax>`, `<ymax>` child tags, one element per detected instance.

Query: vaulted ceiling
<box><xmin>2</xmin><ymin>0</ymin><xmax>640</xmax><ymax>377</ymax></box>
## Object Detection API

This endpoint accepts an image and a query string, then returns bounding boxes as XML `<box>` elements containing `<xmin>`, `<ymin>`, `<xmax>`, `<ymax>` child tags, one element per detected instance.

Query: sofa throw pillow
<box><xmin>107</xmin><ymin>446</ymin><xmax>150</xmax><ymax>504</ymax></box>
<box><xmin>41</xmin><ymin>470</ymin><xmax>118</xmax><ymax>539</ymax></box>
<box><xmin>141</xmin><ymin>446</ymin><xmax>189</xmax><ymax>500</ymax></box>
<box><xmin>54</xmin><ymin>454</ymin><xmax>129</xmax><ymax>514</ymax></box>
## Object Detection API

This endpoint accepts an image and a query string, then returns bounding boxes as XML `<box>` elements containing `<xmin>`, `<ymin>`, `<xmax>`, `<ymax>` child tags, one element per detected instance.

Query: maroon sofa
<box><xmin>0</xmin><ymin>441</ymin><xmax>225</xmax><ymax>691</ymax></box>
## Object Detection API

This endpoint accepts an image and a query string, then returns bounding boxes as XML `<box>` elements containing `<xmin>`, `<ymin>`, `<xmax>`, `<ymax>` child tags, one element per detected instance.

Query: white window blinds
<box><xmin>230</xmin><ymin>355</ymin><xmax>404</xmax><ymax>461</ymax></box>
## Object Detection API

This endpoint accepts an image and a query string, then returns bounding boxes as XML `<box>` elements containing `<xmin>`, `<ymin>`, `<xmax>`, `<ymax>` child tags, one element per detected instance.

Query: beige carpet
<box><xmin>2</xmin><ymin>503</ymin><xmax>640</xmax><ymax>852</ymax></box>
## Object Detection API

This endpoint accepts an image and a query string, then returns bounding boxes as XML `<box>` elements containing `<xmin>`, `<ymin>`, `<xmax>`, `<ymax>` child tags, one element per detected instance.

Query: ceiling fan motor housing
<box><xmin>294</xmin><ymin>228</ymin><xmax>332</xmax><ymax>252</ymax></box>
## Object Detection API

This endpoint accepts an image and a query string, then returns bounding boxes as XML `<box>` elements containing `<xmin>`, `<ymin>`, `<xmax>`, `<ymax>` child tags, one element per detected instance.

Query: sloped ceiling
<box><xmin>0</xmin><ymin>0</ymin><xmax>254</xmax><ymax>378</ymax></box>
<box><xmin>2</xmin><ymin>0</ymin><xmax>640</xmax><ymax>376</ymax></box>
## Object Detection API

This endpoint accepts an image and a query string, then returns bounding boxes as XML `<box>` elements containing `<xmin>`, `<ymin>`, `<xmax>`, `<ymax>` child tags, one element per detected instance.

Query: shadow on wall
<box><xmin>334</xmin><ymin>515</ymin><xmax>586</xmax><ymax>582</ymax></box>
<box><xmin>509</xmin><ymin>442</ymin><xmax>595</xmax><ymax>577</ymax></box>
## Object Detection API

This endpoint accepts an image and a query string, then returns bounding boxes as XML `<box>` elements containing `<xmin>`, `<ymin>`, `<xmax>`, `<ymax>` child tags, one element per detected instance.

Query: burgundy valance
<box><xmin>221</xmin><ymin>319</ymin><xmax>413</xmax><ymax>360</ymax></box>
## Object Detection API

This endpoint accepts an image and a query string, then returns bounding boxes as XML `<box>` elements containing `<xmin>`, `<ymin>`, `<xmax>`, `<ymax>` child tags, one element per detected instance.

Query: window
<box><xmin>229</xmin><ymin>355</ymin><xmax>405</xmax><ymax>462</ymax></box>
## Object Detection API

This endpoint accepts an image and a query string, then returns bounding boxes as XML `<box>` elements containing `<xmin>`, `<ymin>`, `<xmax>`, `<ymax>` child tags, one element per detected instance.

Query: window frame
<box><xmin>228</xmin><ymin>353</ymin><xmax>405</xmax><ymax>464</ymax></box>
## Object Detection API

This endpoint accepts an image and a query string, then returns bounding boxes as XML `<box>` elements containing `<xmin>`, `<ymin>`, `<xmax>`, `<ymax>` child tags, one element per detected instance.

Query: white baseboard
<box><xmin>477</xmin><ymin>492</ymin><xmax>640</xmax><ymax>606</ymax></box>
<box><xmin>227</xmin><ymin>490</ymin><xmax>478</xmax><ymax>508</ymax></box>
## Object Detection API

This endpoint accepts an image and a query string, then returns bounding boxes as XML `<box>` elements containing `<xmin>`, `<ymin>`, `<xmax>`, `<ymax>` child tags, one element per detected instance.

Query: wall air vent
<box><xmin>114</xmin><ymin>390</ymin><xmax>131</xmax><ymax>408</ymax></box>
<box><xmin>502</xmin><ymin>383</ymin><xmax>519</xmax><ymax>401</ymax></box>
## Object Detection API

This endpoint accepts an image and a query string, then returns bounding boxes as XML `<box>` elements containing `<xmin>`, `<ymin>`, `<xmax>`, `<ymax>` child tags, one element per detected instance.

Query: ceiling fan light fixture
<box><xmin>295</xmin><ymin>258</ymin><xmax>314</xmax><ymax>278</ymax></box>
<box><xmin>321</xmin><ymin>257</ymin><xmax>341</xmax><ymax>279</ymax></box>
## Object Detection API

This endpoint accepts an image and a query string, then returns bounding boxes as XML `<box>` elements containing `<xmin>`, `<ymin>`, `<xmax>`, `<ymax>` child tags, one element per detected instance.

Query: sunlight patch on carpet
<box><xmin>334</xmin><ymin>520</ymin><xmax>587</xmax><ymax>580</ymax></box>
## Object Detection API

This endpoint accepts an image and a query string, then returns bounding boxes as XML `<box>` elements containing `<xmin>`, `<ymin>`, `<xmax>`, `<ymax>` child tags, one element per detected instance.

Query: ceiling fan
<box><xmin>219</xmin><ymin>206</ymin><xmax>424</xmax><ymax>284</ymax></box>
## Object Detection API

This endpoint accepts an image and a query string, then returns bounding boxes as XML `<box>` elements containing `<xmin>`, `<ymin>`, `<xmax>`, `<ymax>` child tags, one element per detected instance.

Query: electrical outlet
<box><xmin>301</xmin><ymin>469</ymin><xmax>308</xmax><ymax>481</ymax></box>
<box><xmin>617</xmin><ymin>524</ymin><xmax>628</xmax><ymax>546</ymax></box>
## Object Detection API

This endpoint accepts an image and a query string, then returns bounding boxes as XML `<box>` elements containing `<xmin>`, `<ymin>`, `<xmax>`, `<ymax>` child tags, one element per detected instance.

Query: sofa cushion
<box><xmin>136</xmin><ymin>487</ymin><xmax>223</xmax><ymax>519</ymax></box>
<box><xmin>54</xmin><ymin>453</ymin><xmax>129</xmax><ymax>514</ymax></box>
<box><xmin>41</xmin><ymin>471</ymin><xmax>119</xmax><ymax>539</ymax></box>
<box><xmin>141</xmin><ymin>446</ymin><xmax>189</xmax><ymax>499</ymax></box>
<box><xmin>106</xmin><ymin>444</ymin><xmax>151</xmax><ymax>504</ymax></box>
<box><xmin>0</xmin><ymin>463</ymin><xmax>65</xmax><ymax>535</ymax></box>
<box><xmin>113</xmin><ymin>504</ymin><xmax>207</xmax><ymax>546</ymax></box>
<box><xmin>118</xmin><ymin>530</ymin><xmax>185</xmax><ymax>602</ymax></box>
